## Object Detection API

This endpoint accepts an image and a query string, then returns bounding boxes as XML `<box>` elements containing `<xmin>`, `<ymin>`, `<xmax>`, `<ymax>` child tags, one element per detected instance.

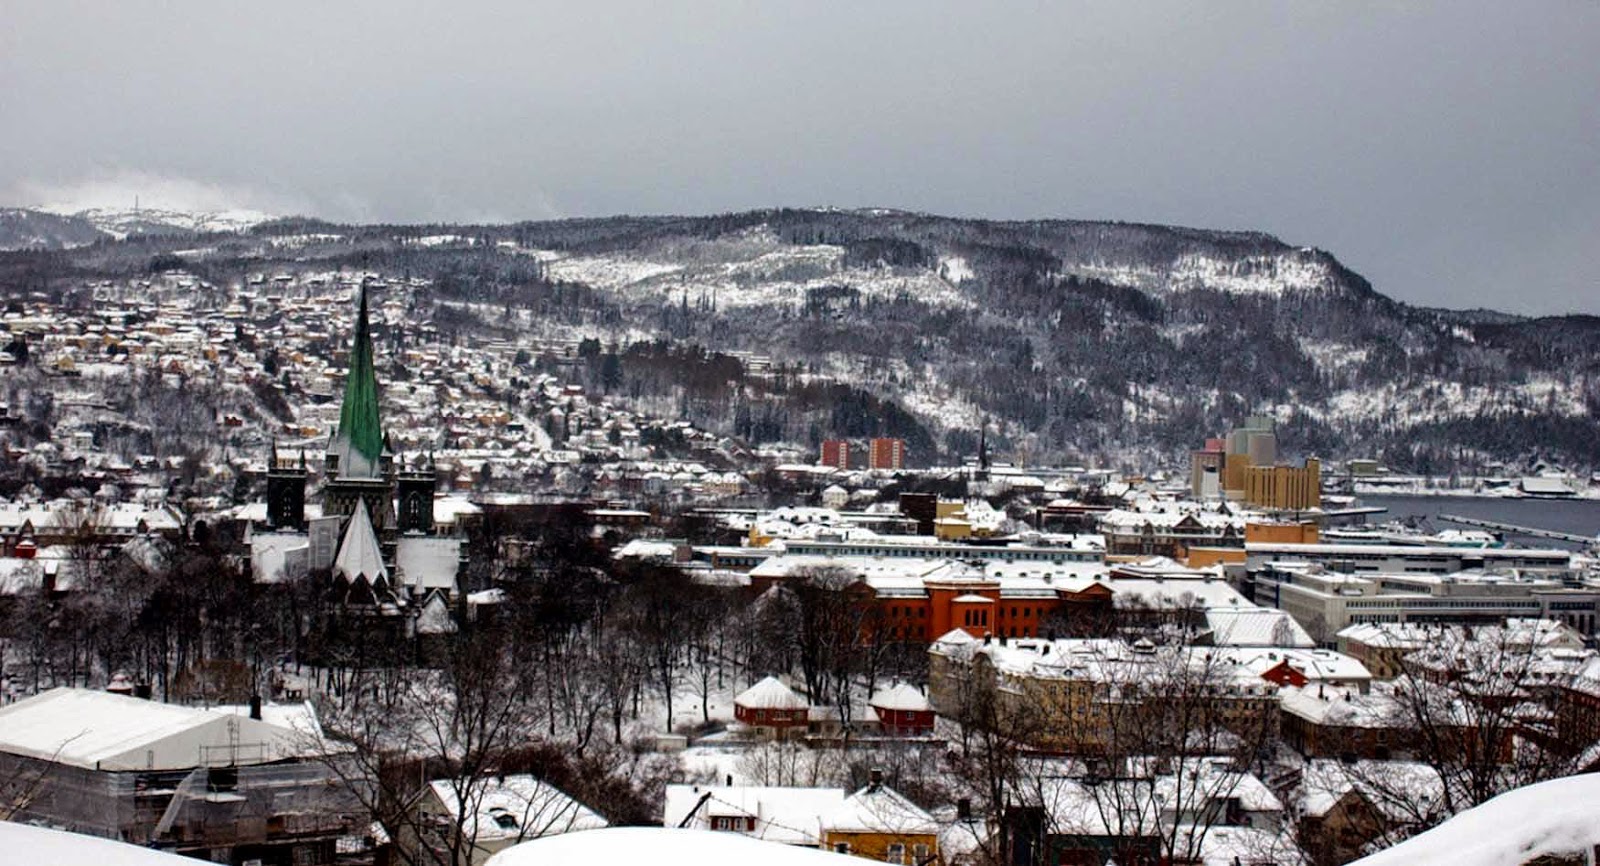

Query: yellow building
<box><xmin>1242</xmin><ymin>458</ymin><xmax>1321</xmax><ymax>511</ymax></box>
<box><xmin>820</xmin><ymin>776</ymin><xmax>939</xmax><ymax>864</ymax></box>
<box><xmin>1243</xmin><ymin>521</ymin><xmax>1320</xmax><ymax>545</ymax></box>
<box><xmin>933</xmin><ymin>517</ymin><xmax>972</xmax><ymax>541</ymax></box>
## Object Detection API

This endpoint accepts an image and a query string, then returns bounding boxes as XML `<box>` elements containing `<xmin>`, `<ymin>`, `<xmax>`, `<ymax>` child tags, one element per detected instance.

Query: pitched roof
<box><xmin>823</xmin><ymin>783</ymin><xmax>938</xmax><ymax>835</ymax></box>
<box><xmin>869</xmin><ymin>683</ymin><xmax>931</xmax><ymax>713</ymax></box>
<box><xmin>334</xmin><ymin>499</ymin><xmax>387</xmax><ymax>583</ymax></box>
<box><xmin>430</xmin><ymin>775</ymin><xmax>608</xmax><ymax>843</ymax></box>
<box><xmin>661</xmin><ymin>785</ymin><xmax>846</xmax><ymax>846</ymax></box>
<box><xmin>734</xmin><ymin>676</ymin><xmax>808</xmax><ymax>710</ymax></box>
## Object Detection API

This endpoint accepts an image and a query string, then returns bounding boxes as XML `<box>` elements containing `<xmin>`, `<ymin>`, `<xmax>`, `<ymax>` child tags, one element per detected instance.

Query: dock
<box><xmin>1438</xmin><ymin>513</ymin><xmax>1596</xmax><ymax>545</ymax></box>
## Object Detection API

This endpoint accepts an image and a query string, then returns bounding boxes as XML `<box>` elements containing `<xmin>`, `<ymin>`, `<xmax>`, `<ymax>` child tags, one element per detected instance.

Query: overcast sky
<box><xmin>2</xmin><ymin>2</ymin><xmax>1595</xmax><ymax>315</ymax></box>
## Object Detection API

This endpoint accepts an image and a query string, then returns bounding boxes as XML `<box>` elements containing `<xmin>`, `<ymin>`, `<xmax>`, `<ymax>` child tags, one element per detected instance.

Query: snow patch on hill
<box><xmin>528</xmin><ymin>233</ymin><xmax>973</xmax><ymax>310</ymax></box>
<box><xmin>1318</xmin><ymin>377</ymin><xmax>1587</xmax><ymax>424</ymax></box>
<box><xmin>542</xmin><ymin>254</ymin><xmax>685</xmax><ymax>289</ymax></box>
<box><xmin>939</xmin><ymin>255</ymin><xmax>973</xmax><ymax>284</ymax></box>
<box><xmin>1065</xmin><ymin>251</ymin><xmax>1340</xmax><ymax>297</ymax></box>
<box><xmin>1299</xmin><ymin>338</ymin><xmax>1372</xmax><ymax>374</ymax></box>
<box><xmin>1169</xmin><ymin>250</ymin><xmax>1338</xmax><ymax>295</ymax></box>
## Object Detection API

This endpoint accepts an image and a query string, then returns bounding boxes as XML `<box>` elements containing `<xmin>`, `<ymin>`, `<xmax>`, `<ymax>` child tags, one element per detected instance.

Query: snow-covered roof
<box><xmin>251</xmin><ymin>530</ymin><xmax>309</xmax><ymax>583</ymax></box>
<box><xmin>430</xmin><ymin>774</ymin><xmax>608</xmax><ymax>843</ymax></box>
<box><xmin>1216</xmin><ymin>647</ymin><xmax>1371</xmax><ymax>684</ymax></box>
<box><xmin>200</xmin><ymin>700</ymin><xmax>326</xmax><ymax>742</ymax></box>
<box><xmin>1298</xmin><ymin>759</ymin><xmax>1443</xmax><ymax>822</ymax></box>
<box><xmin>0</xmin><ymin>821</ymin><xmax>200</xmax><ymax>866</ymax></box>
<box><xmin>1205</xmin><ymin>607</ymin><xmax>1315</xmax><ymax>648</ymax></box>
<box><xmin>1350</xmin><ymin>773</ymin><xmax>1600</xmax><ymax>866</ymax></box>
<box><xmin>1107</xmin><ymin>576</ymin><xmax>1252</xmax><ymax>611</ymax></box>
<box><xmin>823</xmin><ymin>783</ymin><xmax>938</xmax><ymax>835</ymax></box>
<box><xmin>869</xmin><ymin>683</ymin><xmax>931</xmax><ymax>713</ymax></box>
<box><xmin>395</xmin><ymin>535</ymin><xmax>461</xmax><ymax>591</ymax></box>
<box><xmin>1179</xmin><ymin>823</ymin><xmax>1306</xmax><ymax>866</ymax></box>
<box><xmin>486</xmin><ymin>827</ymin><xmax>860</xmax><ymax>866</ymax></box>
<box><xmin>0</xmin><ymin>687</ymin><xmax>319</xmax><ymax>771</ymax></box>
<box><xmin>661</xmin><ymin>784</ymin><xmax>845</xmax><ymax>846</ymax></box>
<box><xmin>1277</xmin><ymin>684</ymin><xmax>1400</xmax><ymax>728</ymax></box>
<box><xmin>734</xmin><ymin>676</ymin><xmax>808</xmax><ymax>711</ymax></box>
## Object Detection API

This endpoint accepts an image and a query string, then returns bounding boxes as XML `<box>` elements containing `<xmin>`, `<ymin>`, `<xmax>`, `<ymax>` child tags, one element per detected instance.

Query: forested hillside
<box><xmin>3</xmin><ymin>207</ymin><xmax>1596</xmax><ymax>472</ymax></box>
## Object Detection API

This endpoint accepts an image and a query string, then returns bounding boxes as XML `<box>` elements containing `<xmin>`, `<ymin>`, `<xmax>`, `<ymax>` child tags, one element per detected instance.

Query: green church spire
<box><xmin>336</xmin><ymin>284</ymin><xmax>384</xmax><ymax>466</ymax></box>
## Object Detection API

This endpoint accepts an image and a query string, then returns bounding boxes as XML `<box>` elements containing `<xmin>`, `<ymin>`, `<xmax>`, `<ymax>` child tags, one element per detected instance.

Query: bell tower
<box><xmin>265</xmin><ymin>441</ymin><xmax>307</xmax><ymax>531</ymax></box>
<box><xmin>396</xmin><ymin>454</ymin><xmax>437</xmax><ymax>534</ymax></box>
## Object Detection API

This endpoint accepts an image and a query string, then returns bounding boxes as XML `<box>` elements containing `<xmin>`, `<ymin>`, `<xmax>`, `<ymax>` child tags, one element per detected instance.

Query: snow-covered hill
<box><xmin>7</xmin><ymin>205</ymin><xmax>1597</xmax><ymax>470</ymax></box>
<box><xmin>39</xmin><ymin>204</ymin><xmax>273</xmax><ymax>238</ymax></box>
<box><xmin>0</xmin><ymin>207</ymin><xmax>108</xmax><ymax>250</ymax></box>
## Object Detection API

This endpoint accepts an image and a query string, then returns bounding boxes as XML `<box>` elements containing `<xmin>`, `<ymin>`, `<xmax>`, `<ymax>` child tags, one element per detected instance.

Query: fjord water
<box><xmin>1360</xmin><ymin>493</ymin><xmax>1600</xmax><ymax>547</ymax></box>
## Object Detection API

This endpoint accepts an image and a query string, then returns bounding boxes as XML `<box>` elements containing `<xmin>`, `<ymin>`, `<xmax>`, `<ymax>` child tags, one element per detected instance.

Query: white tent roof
<box><xmin>334</xmin><ymin>498</ymin><xmax>387</xmax><ymax>583</ymax></box>
<box><xmin>0</xmin><ymin>687</ymin><xmax>319</xmax><ymax>771</ymax></box>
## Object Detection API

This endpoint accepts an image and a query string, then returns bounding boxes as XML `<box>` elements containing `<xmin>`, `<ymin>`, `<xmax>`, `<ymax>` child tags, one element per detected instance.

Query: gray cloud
<box><xmin>2</xmin><ymin>1</ymin><xmax>1595</xmax><ymax>314</ymax></box>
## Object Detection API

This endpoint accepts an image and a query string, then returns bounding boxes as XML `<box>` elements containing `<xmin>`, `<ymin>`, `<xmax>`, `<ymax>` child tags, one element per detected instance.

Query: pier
<box><xmin>1438</xmin><ymin>513</ymin><xmax>1597</xmax><ymax>545</ymax></box>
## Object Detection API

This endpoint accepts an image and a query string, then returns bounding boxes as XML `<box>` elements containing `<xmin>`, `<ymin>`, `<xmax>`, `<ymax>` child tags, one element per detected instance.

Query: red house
<box><xmin>869</xmin><ymin>683</ymin><xmax>935</xmax><ymax>736</ymax></box>
<box><xmin>734</xmin><ymin>677</ymin><xmax>810</xmax><ymax>735</ymax></box>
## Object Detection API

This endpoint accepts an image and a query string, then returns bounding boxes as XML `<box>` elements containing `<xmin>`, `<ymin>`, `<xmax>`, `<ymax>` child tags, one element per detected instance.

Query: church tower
<box><xmin>265</xmin><ymin>441</ymin><xmax>307</xmax><ymax>531</ymax></box>
<box><xmin>323</xmin><ymin>283</ymin><xmax>396</xmax><ymax>533</ymax></box>
<box><xmin>396</xmin><ymin>454</ymin><xmax>437</xmax><ymax>534</ymax></box>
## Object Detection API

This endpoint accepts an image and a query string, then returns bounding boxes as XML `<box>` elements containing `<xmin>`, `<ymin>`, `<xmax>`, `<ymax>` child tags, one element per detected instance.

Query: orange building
<box><xmin>870</xmin><ymin>578</ymin><xmax>1113</xmax><ymax>644</ymax></box>
<box><xmin>820</xmin><ymin>439</ymin><xmax>851</xmax><ymax>470</ymax></box>
<box><xmin>869</xmin><ymin>437</ymin><xmax>905</xmax><ymax>470</ymax></box>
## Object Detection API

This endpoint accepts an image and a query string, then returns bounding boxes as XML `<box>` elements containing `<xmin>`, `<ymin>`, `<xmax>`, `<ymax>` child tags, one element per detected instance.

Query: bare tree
<box><xmin>1389</xmin><ymin>625</ymin><xmax>1581</xmax><ymax>815</ymax></box>
<box><xmin>312</xmin><ymin>623</ymin><xmax>545</xmax><ymax>866</ymax></box>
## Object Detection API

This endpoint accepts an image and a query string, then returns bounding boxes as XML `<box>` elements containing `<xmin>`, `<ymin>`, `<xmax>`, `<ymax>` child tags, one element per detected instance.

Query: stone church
<box><xmin>249</xmin><ymin>284</ymin><xmax>463</xmax><ymax>634</ymax></box>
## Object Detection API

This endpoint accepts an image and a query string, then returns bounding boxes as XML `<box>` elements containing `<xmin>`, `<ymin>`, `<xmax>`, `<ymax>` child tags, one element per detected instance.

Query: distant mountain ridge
<box><xmin>2</xmin><ymin>205</ymin><xmax>1596</xmax><ymax>472</ymax></box>
<box><xmin>0</xmin><ymin>208</ymin><xmax>109</xmax><ymax>250</ymax></box>
<box><xmin>0</xmin><ymin>205</ymin><xmax>271</xmax><ymax>250</ymax></box>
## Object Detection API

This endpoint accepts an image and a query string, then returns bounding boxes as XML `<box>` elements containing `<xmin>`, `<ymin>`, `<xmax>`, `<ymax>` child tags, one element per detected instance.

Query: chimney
<box><xmin>249</xmin><ymin>694</ymin><xmax>263</xmax><ymax>721</ymax></box>
<box><xmin>134</xmin><ymin>682</ymin><xmax>153</xmax><ymax>700</ymax></box>
<box><xmin>868</xmin><ymin>768</ymin><xmax>883</xmax><ymax>791</ymax></box>
<box><xmin>957</xmin><ymin>798</ymin><xmax>972</xmax><ymax>820</ymax></box>
<box><xmin>726</xmin><ymin>774</ymin><xmax>733</xmax><ymax>787</ymax></box>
